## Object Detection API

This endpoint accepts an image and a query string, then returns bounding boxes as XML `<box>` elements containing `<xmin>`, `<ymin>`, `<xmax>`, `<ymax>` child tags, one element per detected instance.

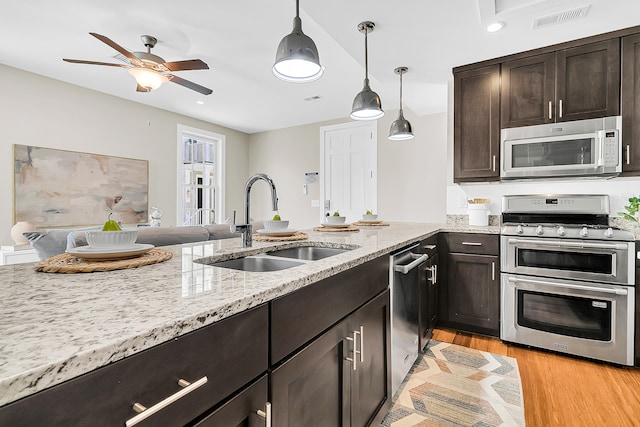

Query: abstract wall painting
<box><xmin>13</xmin><ymin>145</ymin><xmax>148</xmax><ymax>227</ymax></box>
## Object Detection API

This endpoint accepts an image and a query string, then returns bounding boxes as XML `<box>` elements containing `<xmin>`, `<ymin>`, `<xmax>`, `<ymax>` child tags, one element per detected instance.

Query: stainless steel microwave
<box><xmin>500</xmin><ymin>116</ymin><xmax>622</xmax><ymax>180</ymax></box>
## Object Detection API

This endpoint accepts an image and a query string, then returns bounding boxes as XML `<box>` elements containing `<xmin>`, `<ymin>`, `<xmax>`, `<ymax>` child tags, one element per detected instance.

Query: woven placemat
<box><xmin>36</xmin><ymin>248</ymin><xmax>173</xmax><ymax>274</ymax></box>
<box><xmin>253</xmin><ymin>231</ymin><xmax>308</xmax><ymax>242</ymax></box>
<box><xmin>313</xmin><ymin>226</ymin><xmax>360</xmax><ymax>232</ymax></box>
<box><xmin>352</xmin><ymin>221</ymin><xmax>390</xmax><ymax>227</ymax></box>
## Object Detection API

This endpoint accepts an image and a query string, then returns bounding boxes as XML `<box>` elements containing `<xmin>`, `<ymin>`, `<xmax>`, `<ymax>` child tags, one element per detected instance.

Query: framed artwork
<box><xmin>13</xmin><ymin>145</ymin><xmax>148</xmax><ymax>227</ymax></box>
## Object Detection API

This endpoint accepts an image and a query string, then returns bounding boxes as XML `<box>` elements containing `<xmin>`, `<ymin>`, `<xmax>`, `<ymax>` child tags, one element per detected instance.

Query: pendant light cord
<box><xmin>295</xmin><ymin>0</ymin><xmax>299</xmax><ymax>18</ymax></box>
<box><xmin>399</xmin><ymin>71</ymin><xmax>403</xmax><ymax>111</ymax></box>
<box><xmin>364</xmin><ymin>29</ymin><xmax>369</xmax><ymax>80</ymax></box>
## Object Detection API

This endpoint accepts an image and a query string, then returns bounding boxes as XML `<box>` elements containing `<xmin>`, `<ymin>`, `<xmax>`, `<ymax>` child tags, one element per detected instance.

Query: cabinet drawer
<box><xmin>444</xmin><ymin>233</ymin><xmax>498</xmax><ymax>255</ymax></box>
<box><xmin>271</xmin><ymin>255</ymin><xmax>389</xmax><ymax>364</ymax></box>
<box><xmin>0</xmin><ymin>304</ymin><xmax>269</xmax><ymax>427</ymax></box>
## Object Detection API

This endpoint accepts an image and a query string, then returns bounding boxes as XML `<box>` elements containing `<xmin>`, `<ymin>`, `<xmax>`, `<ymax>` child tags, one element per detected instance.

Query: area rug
<box><xmin>380</xmin><ymin>340</ymin><xmax>525</xmax><ymax>427</ymax></box>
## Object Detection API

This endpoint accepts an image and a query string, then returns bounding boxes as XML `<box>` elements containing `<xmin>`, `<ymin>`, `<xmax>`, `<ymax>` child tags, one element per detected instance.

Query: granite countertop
<box><xmin>0</xmin><ymin>221</ymin><xmax>504</xmax><ymax>406</ymax></box>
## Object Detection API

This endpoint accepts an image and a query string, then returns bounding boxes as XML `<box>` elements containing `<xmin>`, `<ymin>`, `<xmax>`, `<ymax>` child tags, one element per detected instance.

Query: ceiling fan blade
<box><xmin>63</xmin><ymin>58</ymin><xmax>129</xmax><ymax>67</ymax></box>
<box><xmin>168</xmin><ymin>75</ymin><xmax>213</xmax><ymax>95</ymax></box>
<box><xmin>89</xmin><ymin>32</ymin><xmax>142</xmax><ymax>65</ymax></box>
<box><xmin>162</xmin><ymin>59</ymin><xmax>209</xmax><ymax>72</ymax></box>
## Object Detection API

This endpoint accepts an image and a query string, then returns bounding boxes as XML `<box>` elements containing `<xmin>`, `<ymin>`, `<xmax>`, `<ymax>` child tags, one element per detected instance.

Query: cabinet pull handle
<box><xmin>492</xmin><ymin>155</ymin><xmax>496</xmax><ymax>172</ymax></box>
<box><xmin>461</xmin><ymin>242</ymin><xmax>482</xmax><ymax>246</ymax></box>
<box><xmin>548</xmin><ymin>101</ymin><xmax>552</xmax><ymax>119</ymax></box>
<box><xmin>257</xmin><ymin>402</ymin><xmax>272</xmax><ymax>427</ymax></box>
<box><xmin>358</xmin><ymin>325</ymin><xmax>364</xmax><ymax>363</ymax></box>
<box><xmin>125</xmin><ymin>376</ymin><xmax>208</xmax><ymax>427</ymax></box>
<box><xmin>559</xmin><ymin>99</ymin><xmax>563</xmax><ymax>118</ymax></box>
<box><xmin>430</xmin><ymin>265</ymin><xmax>438</xmax><ymax>285</ymax></box>
<box><xmin>423</xmin><ymin>244</ymin><xmax>436</xmax><ymax>250</ymax></box>
<box><xmin>491</xmin><ymin>262</ymin><xmax>496</xmax><ymax>281</ymax></box>
<box><xmin>627</xmin><ymin>145</ymin><xmax>630</xmax><ymax>165</ymax></box>
<box><xmin>346</xmin><ymin>327</ymin><xmax>363</xmax><ymax>370</ymax></box>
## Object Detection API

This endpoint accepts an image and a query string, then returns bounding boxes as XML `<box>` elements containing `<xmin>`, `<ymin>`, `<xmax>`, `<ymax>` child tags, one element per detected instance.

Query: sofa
<box><xmin>24</xmin><ymin>222</ymin><xmax>264</xmax><ymax>260</ymax></box>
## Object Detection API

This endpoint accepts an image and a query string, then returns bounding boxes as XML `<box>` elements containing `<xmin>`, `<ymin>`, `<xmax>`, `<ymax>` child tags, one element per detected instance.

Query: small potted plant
<box><xmin>618</xmin><ymin>196</ymin><xmax>639</xmax><ymax>223</ymax></box>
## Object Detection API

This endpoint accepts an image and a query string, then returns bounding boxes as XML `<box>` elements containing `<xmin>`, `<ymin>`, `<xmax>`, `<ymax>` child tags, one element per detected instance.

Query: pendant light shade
<box><xmin>388</xmin><ymin>67</ymin><xmax>414</xmax><ymax>140</ymax></box>
<box><xmin>273</xmin><ymin>0</ymin><xmax>323</xmax><ymax>83</ymax></box>
<box><xmin>351</xmin><ymin>21</ymin><xmax>384</xmax><ymax>120</ymax></box>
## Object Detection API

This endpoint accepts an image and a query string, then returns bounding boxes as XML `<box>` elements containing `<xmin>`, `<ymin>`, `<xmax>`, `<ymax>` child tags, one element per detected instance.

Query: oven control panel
<box><xmin>501</xmin><ymin>223</ymin><xmax>635</xmax><ymax>241</ymax></box>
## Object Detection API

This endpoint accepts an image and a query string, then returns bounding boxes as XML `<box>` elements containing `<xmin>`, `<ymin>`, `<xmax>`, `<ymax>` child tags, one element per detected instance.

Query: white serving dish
<box><xmin>321</xmin><ymin>223</ymin><xmax>350</xmax><ymax>229</ymax></box>
<box><xmin>85</xmin><ymin>230</ymin><xmax>138</xmax><ymax>248</ymax></box>
<box><xmin>256</xmin><ymin>229</ymin><xmax>298</xmax><ymax>237</ymax></box>
<box><xmin>66</xmin><ymin>243</ymin><xmax>153</xmax><ymax>260</ymax></box>
<box><xmin>325</xmin><ymin>216</ymin><xmax>346</xmax><ymax>224</ymax></box>
<box><xmin>263</xmin><ymin>220</ymin><xmax>290</xmax><ymax>231</ymax></box>
<box><xmin>362</xmin><ymin>214</ymin><xmax>378</xmax><ymax>221</ymax></box>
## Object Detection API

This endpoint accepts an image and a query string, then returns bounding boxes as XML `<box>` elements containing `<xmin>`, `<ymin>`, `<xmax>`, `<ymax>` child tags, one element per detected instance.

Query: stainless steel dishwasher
<box><xmin>390</xmin><ymin>243</ymin><xmax>430</xmax><ymax>395</ymax></box>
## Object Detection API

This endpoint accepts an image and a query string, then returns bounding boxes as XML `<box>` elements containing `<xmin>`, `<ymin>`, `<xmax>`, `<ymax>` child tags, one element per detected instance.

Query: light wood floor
<box><xmin>432</xmin><ymin>328</ymin><xmax>640</xmax><ymax>427</ymax></box>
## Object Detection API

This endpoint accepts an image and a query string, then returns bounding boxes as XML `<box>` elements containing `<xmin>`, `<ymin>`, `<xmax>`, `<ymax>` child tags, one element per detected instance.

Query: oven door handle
<box><xmin>507</xmin><ymin>276</ymin><xmax>629</xmax><ymax>295</ymax></box>
<box><xmin>394</xmin><ymin>253</ymin><xmax>429</xmax><ymax>274</ymax></box>
<box><xmin>506</xmin><ymin>238</ymin><xmax>628</xmax><ymax>251</ymax></box>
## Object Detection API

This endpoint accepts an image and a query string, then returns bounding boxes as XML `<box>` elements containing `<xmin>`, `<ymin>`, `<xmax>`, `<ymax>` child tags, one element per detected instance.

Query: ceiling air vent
<box><xmin>532</xmin><ymin>5</ymin><xmax>591</xmax><ymax>29</ymax></box>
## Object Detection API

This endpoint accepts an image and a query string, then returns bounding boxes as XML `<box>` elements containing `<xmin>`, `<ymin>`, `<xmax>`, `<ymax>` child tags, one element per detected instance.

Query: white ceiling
<box><xmin>1</xmin><ymin>0</ymin><xmax>639</xmax><ymax>134</ymax></box>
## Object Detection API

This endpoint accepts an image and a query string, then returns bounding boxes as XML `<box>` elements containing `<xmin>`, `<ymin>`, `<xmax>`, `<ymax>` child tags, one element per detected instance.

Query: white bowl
<box><xmin>263</xmin><ymin>219</ymin><xmax>289</xmax><ymax>231</ymax></box>
<box><xmin>362</xmin><ymin>214</ymin><xmax>378</xmax><ymax>221</ymax></box>
<box><xmin>85</xmin><ymin>230</ymin><xmax>138</xmax><ymax>248</ymax></box>
<box><xmin>325</xmin><ymin>216</ymin><xmax>346</xmax><ymax>224</ymax></box>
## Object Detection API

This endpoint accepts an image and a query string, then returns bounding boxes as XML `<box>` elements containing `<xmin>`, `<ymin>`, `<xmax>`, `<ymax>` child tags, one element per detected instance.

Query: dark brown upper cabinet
<box><xmin>453</xmin><ymin>64</ymin><xmax>501</xmax><ymax>182</ymax></box>
<box><xmin>621</xmin><ymin>33</ymin><xmax>640</xmax><ymax>175</ymax></box>
<box><xmin>502</xmin><ymin>39</ymin><xmax>620</xmax><ymax>128</ymax></box>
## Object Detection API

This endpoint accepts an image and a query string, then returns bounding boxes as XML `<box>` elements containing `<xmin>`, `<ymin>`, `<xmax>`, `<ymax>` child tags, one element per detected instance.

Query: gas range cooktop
<box><xmin>500</xmin><ymin>194</ymin><xmax>636</xmax><ymax>241</ymax></box>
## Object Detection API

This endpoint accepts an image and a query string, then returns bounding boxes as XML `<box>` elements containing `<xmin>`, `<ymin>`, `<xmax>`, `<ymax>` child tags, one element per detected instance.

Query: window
<box><xmin>177</xmin><ymin>125</ymin><xmax>225</xmax><ymax>225</ymax></box>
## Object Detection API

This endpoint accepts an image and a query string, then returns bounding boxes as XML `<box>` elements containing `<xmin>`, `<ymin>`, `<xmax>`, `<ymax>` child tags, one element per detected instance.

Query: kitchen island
<box><xmin>0</xmin><ymin>221</ymin><xmax>504</xmax><ymax>409</ymax></box>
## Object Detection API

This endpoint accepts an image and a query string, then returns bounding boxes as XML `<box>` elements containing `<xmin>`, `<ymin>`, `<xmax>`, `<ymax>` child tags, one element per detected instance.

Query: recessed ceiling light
<box><xmin>196</xmin><ymin>100</ymin><xmax>204</xmax><ymax>105</ymax></box>
<box><xmin>486</xmin><ymin>22</ymin><xmax>505</xmax><ymax>32</ymax></box>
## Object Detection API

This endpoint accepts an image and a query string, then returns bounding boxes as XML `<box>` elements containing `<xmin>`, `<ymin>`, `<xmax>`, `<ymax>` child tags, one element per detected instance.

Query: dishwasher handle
<box><xmin>394</xmin><ymin>253</ymin><xmax>429</xmax><ymax>274</ymax></box>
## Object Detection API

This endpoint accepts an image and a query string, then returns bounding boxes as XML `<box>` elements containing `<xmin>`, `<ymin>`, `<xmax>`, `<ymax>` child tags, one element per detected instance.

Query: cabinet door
<box><xmin>419</xmin><ymin>254</ymin><xmax>438</xmax><ymax>351</ymax></box>
<box><xmin>194</xmin><ymin>375</ymin><xmax>268</xmax><ymax>427</ymax></box>
<box><xmin>445</xmin><ymin>253</ymin><xmax>500</xmax><ymax>336</ymax></box>
<box><xmin>501</xmin><ymin>53</ymin><xmax>556</xmax><ymax>128</ymax></box>
<box><xmin>622</xmin><ymin>33</ymin><xmax>640</xmax><ymax>174</ymax></box>
<box><xmin>557</xmin><ymin>39</ymin><xmax>620</xmax><ymax>122</ymax></box>
<box><xmin>454</xmin><ymin>64</ymin><xmax>500</xmax><ymax>182</ymax></box>
<box><xmin>349</xmin><ymin>290</ymin><xmax>391</xmax><ymax>427</ymax></box>
<box><xmin>271</xmin><ymin>318</ymin><xmax>350</xmax><ymax>427</ymax></box>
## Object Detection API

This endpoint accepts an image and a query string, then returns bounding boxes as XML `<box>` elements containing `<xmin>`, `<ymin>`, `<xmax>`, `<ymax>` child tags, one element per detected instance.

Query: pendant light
<box><xmin>388</xmin><ymin>67</ymin><xmax>414</xmax><ymax>140</ymax></box>
<box><xmin>273</xmin><ymin>0</ymin><xmax>323</xmax><ymax>83</ymax></box>
<box><xmin>350</xmin><ymin>21</ymin><xmax>384</xmax><ymax>120</ymax></box>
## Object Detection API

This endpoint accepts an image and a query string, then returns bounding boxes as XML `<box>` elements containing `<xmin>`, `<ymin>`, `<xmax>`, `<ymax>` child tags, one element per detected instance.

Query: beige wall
<box><xmin>0</xmin><ymin>64</ymin><xmax>250</xmax><ymax>245</ymax></box>
<box><xmin>248</xmin><ymin>109</ymin><xmax>448</xmax><ymax>228</ymax></box>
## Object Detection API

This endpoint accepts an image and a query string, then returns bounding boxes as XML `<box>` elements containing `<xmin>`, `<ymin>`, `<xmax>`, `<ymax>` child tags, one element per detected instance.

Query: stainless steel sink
<box><xmin>204</xmin><ymin>245</ymin><xmax>355</xmax><ymax>272</ymax></box>
<box><xmin>267</xmin><ymin>246</ymin><xmax>350</xmax><ymax>261</ymax></box>
<box><xmin>210</xmin><ymin>255</ymin><xmax>304</xmax><ymax>272</ymax></box>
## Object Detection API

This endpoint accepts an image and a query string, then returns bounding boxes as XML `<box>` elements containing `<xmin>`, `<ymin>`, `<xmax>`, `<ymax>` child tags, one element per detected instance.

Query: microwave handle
<box><xmin>597</xmin><ymin>130</ymin><xmax>605</xmax><ymax>167</ymax></box>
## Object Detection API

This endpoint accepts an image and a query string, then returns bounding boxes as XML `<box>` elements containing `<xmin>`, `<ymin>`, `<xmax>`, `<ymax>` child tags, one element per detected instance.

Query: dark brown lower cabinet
<box><xmin>271</xmin><ymin>290</ymin><xmax>391</xmax><ymax>427</ymax></box>
<box><xmin>438</xmin><ymin>233</ymin><xmax>500</xmax><ymax>337</ymax></box>
<box><xmin>0</xmin><ymin>304</ymin><xmax>269</xmax><ymax>427</ymax></box>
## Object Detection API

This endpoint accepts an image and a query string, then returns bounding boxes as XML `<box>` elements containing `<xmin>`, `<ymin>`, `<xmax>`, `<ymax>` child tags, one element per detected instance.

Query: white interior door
<box><xmin>320</xmin><ymin>122</ymin><xmax>377</xmax><ymax>224</ymax></box>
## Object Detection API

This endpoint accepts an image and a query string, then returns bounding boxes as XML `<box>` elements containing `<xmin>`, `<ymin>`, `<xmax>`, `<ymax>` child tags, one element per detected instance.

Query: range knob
<box><xmin>536</xmin><ymin>225</ymin><xmax>544</xmax><ymax>236</ymax></box>
<box><xmin>580</xmin><ymin>227</ymin><xmax>589</xmax><ymax>238</ymax></box>
<box><xmin>557</xmin><ymin>226</ymin><xmax>565</xmax><ymax>236</ymax></box>
<box><xmin>604</xmin><ymin>227</ymin><xmax>614</xmax><ymax>238</ymax></box>
<box><xmin>516</xmin><ymin>224</ymin><xmax>523</xmax><ymax>234</ymax></box>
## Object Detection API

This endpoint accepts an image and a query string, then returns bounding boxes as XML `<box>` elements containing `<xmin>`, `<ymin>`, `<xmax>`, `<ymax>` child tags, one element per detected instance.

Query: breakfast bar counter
<box><xmin>0</xmin><ymin>221</ymin><xmax>491</xmax><ymax>407</ymax></box>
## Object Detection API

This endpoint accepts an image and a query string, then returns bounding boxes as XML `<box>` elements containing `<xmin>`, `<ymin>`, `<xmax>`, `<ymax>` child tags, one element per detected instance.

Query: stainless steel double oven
<box><xmin>500</xmin><ymin>194</ymin><xmax>635</xmax><ymax>365</ymax></box>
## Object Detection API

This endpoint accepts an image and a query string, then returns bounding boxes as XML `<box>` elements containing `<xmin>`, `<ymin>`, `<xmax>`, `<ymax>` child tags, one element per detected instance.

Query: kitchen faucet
<box><xmin>231</xmin><ymin>173</ymin><xmax>279</xmax><ymax>247</ymax></box>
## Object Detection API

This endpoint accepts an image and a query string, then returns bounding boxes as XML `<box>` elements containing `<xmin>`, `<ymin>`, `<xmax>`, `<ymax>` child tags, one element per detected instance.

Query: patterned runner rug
<box><xmin>380</xmin><ymin>340</ymin><xmax>526</xmax><ymax>426</ymax></box>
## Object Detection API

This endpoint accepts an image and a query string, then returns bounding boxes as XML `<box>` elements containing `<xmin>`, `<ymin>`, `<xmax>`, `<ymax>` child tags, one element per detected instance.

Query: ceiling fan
<box><xmin>63</xmin><ymin>32</ymin><xmax>213</xmax><ymax>95</ymax></box>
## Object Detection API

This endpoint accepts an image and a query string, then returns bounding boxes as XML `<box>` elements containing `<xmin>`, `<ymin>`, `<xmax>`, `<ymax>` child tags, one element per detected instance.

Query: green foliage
<box><xmin>618</xmin><ymin>196</ymin><xmax>640</xmax><ymax>222</ymax></box>
<box><xmin>333</xmin><ymin>211</ymin><xmax>340</xmax><ymax>216</ymax></box>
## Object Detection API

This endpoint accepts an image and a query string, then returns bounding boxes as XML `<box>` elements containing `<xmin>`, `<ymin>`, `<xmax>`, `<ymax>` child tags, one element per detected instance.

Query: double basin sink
<box><xmin>203</xmin><ymin>245</ymin><xmax>354</xmax><ymax>272</ymax></box>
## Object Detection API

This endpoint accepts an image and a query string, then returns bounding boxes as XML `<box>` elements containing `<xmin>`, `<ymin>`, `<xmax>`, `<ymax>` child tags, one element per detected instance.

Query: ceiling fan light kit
<box><xmin>63</xmin><ymin>33</ymin><xmax>213</xmax><ymax>95</ymax></box>
<box><xmin>388</xmin><ymin>66</ymin><xmax>414</xmax><ymax>140</ymax></box>
<box><xmin>351</xmin><ymin>21</ymin><xmax>384</xmax><ymax>121</ymax></box>
<box><xmin>273</xmin><ymin>0</ymin><xmax>323</xmax><ymax>82</ymax></box>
